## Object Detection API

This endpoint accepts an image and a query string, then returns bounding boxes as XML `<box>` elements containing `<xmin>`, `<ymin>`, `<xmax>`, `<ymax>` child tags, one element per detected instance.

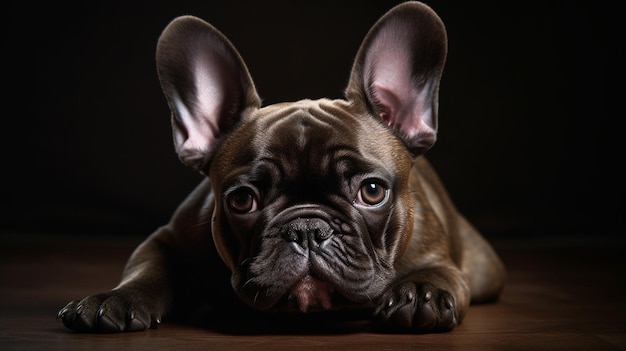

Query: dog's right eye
<box><xmin>228</xmin><ymin>188</ymin><xmax>258</xmax><ymax>214</ymax></box>
<box><xmin>355</xmin><ymin>180</ymin><xmax>389</xmax><ymax>207</ymax></box>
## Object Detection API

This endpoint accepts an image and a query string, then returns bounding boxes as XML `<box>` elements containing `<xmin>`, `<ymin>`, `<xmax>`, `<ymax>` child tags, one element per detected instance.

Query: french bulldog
<box><xmin>57</xmin><ymin>1</ymin><xmax>505</xmax><ymax>333</ymax></box>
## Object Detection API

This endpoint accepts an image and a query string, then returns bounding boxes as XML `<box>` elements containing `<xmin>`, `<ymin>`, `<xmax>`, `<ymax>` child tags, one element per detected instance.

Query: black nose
<box><xmin>282</xmin><ymin>218</ymin><xmax>333</xmax><ymax>249</ymax></box>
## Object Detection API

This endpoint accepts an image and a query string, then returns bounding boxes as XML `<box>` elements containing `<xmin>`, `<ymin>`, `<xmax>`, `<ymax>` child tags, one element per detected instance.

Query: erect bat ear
<box><xmin>345</xmin><ymin>2</ymin><xmax>447</xmax><ymax>156</ymax></box>
<box><xmin>156</xmin><ymin>16</ymin><xmax>261</xmax><ymax>172</ymax></box>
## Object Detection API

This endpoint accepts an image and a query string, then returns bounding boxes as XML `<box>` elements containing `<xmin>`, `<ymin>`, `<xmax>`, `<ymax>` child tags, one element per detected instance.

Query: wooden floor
<box><xmin>1</xmin><ymin>232</ymin><xmax>625</xmax><ymax>350</ymax></box>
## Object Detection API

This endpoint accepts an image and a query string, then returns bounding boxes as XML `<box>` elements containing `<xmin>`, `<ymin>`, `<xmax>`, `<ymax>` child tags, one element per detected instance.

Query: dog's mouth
<box><xmin>236</xmin><ymin>269</ymin><xmax>366</xmax><ymax>313</ymax></box>
<box><xmin>288</xmin><ymin>274</ymin><xmax>335</xmax><ymax>313</ymax></box>
<box><xmin>236</xmin><ymin>267</ymin><xmax>380</xmax><ymax>313</ymax></box>
<box><xmin>234</xmin><ymin>206</ymin><xmax>386</xmax><ymax>313</ymax></box>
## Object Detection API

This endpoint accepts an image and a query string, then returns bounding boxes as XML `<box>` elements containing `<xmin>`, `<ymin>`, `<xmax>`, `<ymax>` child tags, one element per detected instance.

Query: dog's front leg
<box><xmin>374</xmin><ymin>264</ymin><xmax>470</xmax><ymax>332</ymax></box>
<box><xmin>57</xmin><ymin>231</ymin><xmax>175</xmax><ymax>332</ymax></box>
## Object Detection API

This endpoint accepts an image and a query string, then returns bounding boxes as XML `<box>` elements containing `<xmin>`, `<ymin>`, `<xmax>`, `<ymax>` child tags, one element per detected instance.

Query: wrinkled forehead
<box><xmin>210</xmin><ymin>99</ymin><xmax>409</xmax><ymax>184</ymax></box>
<box><xmin>251</xmin><ymin>100</ymin><xmax>358</xmax><ymax>157</ymax></box>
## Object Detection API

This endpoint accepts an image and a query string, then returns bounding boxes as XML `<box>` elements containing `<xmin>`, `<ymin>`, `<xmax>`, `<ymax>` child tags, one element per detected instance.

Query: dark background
<box><xmin>2</xmin><ymin>1</ymin><xmax>624</xmax><ymax>240</ymax></box>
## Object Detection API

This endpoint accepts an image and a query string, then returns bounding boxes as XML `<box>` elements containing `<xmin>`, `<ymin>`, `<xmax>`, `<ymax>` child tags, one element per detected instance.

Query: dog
<box><xmin>57</xmin><ymin>1</ymin><xmax>505</xmax><ymax>333</ymax></box>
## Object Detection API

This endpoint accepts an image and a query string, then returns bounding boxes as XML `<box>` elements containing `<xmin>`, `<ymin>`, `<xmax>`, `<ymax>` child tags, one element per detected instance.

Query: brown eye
<box><xmin>357</xmin><ymin>180</ymin><xmax>388</xmax><ymax>206</ymax></box>
<box><xmin>228</xmin><ymin>188</ymin><xmax>257</xmax><ymax>214</ymax></box>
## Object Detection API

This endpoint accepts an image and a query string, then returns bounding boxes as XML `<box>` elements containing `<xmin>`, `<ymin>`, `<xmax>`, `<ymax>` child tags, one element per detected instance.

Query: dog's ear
<box><xmin>346</xmin><ymin>2</ymin><xmax>447</xmax><ymax>156</ymax></box>
<box><xmin>156</xmin><ymin>16</ymin><xmax>261</xmax><ymax>172</ymax></box>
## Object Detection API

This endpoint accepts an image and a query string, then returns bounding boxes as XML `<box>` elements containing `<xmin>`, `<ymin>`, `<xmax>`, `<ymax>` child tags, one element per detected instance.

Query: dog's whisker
<box><xmin>242</xmin><ymin>277</ymin><xmax>255</xmax><ymax>289</ymax></box>
<box><xmin>253</xmin><ymin>290</ymin><xmax>261</xmax><ymax>307</ymax></box>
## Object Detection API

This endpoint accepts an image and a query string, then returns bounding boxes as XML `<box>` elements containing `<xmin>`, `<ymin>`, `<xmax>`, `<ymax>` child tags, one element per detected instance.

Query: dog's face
<box><xmin>156</xmin><ymin>2</ymin><xmax>447</xmax><ymax>312</ymax></box>
<box><xmin>209</xmin><ymin>100</ymin><xmax>414</xmax><ymax>312</ymax></box>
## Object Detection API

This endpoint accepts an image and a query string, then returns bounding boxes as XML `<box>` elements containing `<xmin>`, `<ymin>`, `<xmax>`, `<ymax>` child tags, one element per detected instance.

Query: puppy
<box><xmin>58</xmin><ymin>1</ymin><xmax>505</xmax><ymax>333</ymax></box>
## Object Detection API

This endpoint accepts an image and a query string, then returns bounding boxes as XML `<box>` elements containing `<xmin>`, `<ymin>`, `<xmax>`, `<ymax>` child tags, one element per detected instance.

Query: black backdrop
<box><xmin>3</xmin><ymin>1</ymin><xmax>624</xmax><ymax>239</ymax></box>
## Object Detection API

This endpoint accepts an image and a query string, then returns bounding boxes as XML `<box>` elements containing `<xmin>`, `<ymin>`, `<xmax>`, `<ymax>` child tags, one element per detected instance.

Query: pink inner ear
<box><xmin>363</xmin><ymin>23</ymin><xmax>436</xmax><ymax>144</ymax></box>
<box><xmin>370</xmin><ymin>81</ymin><xmax>435</xmax><ymax>141</ymax></box>
<box><xmin>370</xmin><ymin>84</ymin><xmax>397</xmax><ymax>126</ymax></box>
<box><xmin>180</xmin><ymin>54</ymin><xmax>236</xmax><ymax>150</ymax></box>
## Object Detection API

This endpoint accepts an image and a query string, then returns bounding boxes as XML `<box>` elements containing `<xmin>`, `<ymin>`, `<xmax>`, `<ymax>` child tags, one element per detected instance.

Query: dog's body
<box><xmin>58</xmin><ymin>2</ymin><xmax>505</xmax><ymax>333</ymax></box>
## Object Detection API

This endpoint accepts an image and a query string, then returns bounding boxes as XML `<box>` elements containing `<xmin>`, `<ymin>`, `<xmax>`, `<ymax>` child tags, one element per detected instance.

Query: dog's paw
<box><xmin>57</xmin><ymin>289</ymin><xmax>160</xmax><ymax>333</ymax></box>
<box><xmin>374</xmin><ymin>281</ymin><xmax>458</xmax><ymax>333</ymax></box>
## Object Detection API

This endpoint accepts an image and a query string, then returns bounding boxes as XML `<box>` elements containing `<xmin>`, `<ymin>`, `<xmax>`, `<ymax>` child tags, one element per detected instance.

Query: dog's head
<box><xmin>156</xmin><ymin>2</ymin><xmax>446</xmax><ymax>312</ymax></box>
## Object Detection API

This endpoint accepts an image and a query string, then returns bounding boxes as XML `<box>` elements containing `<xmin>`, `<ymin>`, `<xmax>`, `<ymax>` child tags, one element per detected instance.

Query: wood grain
<box><xmin>1</xmin><ymin>234</ymin><xmax>624</xmax><ymax>350</ymax></box>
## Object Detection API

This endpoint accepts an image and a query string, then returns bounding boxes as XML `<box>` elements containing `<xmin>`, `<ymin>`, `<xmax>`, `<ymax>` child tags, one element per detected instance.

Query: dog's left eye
<box><xmin>356</xmin><ymin>180</ymin><xmax>389</xmax><ymax>207</ymax></box>
<box><xmin>228</xmin><ymin>188</ymin><xmax>258</xmax><ymax>214</ymax></box>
